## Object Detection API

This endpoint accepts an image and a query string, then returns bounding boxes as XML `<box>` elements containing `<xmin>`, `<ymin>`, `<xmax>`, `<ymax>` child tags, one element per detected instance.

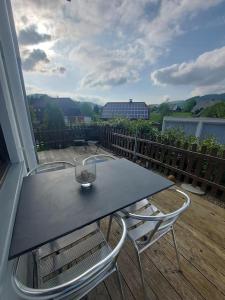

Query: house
<box><xmin>28</xmin><ymin>94</ymin><xmax>85</xmax><ymax>126</ymax></box>
<box><xmin>101</xmin><ymin>99</ymin><xmax>149</xmax><ymax>120</ymax></box>
<box><xmin>170</xmin><ymin>104</ymin><xmax>182</xmax><ymax>112</ymax></box>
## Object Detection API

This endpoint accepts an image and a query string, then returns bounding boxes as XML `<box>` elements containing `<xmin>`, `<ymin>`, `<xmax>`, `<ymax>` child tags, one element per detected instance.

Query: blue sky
<box><xmin>12</xmin><ymin>0</ymin><xmax>225</xmax><ymax>105</ymax></box>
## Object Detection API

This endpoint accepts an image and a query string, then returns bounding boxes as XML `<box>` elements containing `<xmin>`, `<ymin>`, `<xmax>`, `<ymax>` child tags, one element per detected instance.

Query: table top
<box><xmin>9</xmin><ymin>159</ymin><xmax>173</xmax><ymax>259</ymax></box>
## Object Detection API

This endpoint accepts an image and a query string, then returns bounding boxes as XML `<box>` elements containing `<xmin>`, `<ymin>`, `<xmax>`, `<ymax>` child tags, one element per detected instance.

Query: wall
<box><xmin>163</xmin><ymin>117</ymin><xmax>225</xmax><ymax>144</ymax></box>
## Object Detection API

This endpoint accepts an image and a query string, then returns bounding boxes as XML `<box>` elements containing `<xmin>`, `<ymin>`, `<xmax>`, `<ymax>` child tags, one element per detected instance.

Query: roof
<box><xmin>28</xmin><ymin>95</ymin><xmax>81</xmax><ymax>116</ymax></box>
<box><xmin>102</xmin><ymin>101</ymin><xmax>148</xmax><ymax>119</ymax></box>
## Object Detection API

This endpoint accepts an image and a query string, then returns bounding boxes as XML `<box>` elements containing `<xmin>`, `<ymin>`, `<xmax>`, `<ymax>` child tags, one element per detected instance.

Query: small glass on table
<box><xmin>74</xmin><ymin>160</ymin><xmax>96</xmax><ymax>188</ymax></box>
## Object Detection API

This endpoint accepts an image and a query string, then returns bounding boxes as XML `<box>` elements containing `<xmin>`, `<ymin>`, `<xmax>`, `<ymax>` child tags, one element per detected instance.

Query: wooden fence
<box><xmin>34</xmin><ymin>126</ymin><xmax>103</xmax><ymax>150</ymax></box>
<box><xmin>34</xmin><ymin>126</ymin><xmax>225</xmax><ymax>200</ymax></box>
<box><xmin>101</xmin><ymin>127</ymin><xmax>225</xmax><ymax>200</ymax></box>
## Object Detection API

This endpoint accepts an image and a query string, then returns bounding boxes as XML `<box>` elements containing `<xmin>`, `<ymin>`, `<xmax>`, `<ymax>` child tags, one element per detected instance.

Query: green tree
<box><xmin>158</xmin><ymin>102</ymin><xmax>170</xmax><ymax>121</ymax></box>
<box><xmin>183</xmin><ymin>98</ymin><xmax>196</xmax><ymax>112</ymax></box>
<box><xmin>201</xmin><ymin>102</ymin><xmax>225</xmax><ymax>118</ymax></box>
<box><xmin>43</xmin><ymin>102</ymin><xmax>65</xmax><ymax>130</ymax></box>
<box><xmin>29</xmin><ymin>105</ymin><xmax>37</xmax><ymax>125</ymax></box>
<box><xmin>93</xmin><ymin>105</ymin><xmax>100</xmax><ymax>114</ymax></box>
<box><xmin>80</xmin><ymin>102</ymin><xmax>93</xmax><ymax>118</ymax></box>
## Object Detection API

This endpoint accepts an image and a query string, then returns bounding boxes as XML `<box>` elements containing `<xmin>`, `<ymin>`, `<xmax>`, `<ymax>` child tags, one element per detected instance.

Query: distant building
<box><xmin>101</xmin><ymin>99</ymin><xmax>149</xmax><ymax>120</ymax></box>
<box><xmin>170</xmin><ymin>104</ymin><xmax>182</xmax><ymax>112</ymax></box>
<box><xmin>28</xmin><ymin>94</ymin><xmax>91</xmax><ymax>126</ymax></box>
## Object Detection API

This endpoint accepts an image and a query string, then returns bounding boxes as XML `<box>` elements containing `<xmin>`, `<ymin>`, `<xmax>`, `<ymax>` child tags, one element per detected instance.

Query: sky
<box><xmin>11</xmin><ymin>0</ymin><xmax>225</xmax><ymax>105</ymax></box>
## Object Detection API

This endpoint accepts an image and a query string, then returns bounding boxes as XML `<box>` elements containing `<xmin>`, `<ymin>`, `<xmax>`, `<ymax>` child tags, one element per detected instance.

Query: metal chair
<box><xmin>82</xmin><ymin>154</ymin><xmax>116</xmax><ymax>165</ymax></box>
<box><xmin>12</xmin><ymin>216</ymin><xmax>126</xmax><ymax>300</ymax></box>
<box><xmin>107</xmin><ymin>189</ymin><xmax>190</xmax><ymax>295</ymax></box>
<box><xmin>28</xmin><ymin>161</ymin><xmax>75</xmax><ymax>176</ymax></box>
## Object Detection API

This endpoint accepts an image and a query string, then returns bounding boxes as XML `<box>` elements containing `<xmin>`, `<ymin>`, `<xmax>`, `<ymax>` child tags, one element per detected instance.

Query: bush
<box><xmin>200</xmin><ymin>102</ymin><xmax>225</xmax><ymax>118</ymax></box>
<box><xmin>96</xmin><ymin>118</ymin><xmax>225</xmax><ymax>156</ymax></box>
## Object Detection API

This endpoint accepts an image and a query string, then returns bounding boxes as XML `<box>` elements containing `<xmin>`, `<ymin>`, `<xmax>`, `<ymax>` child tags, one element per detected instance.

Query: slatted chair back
<box><xmin>28</xmin><ymin>161</ymin><xmax>74</xmax><ymax>176</ymax></box>
<box><xmin>12</xmin><ymin>216</ymin><xmax>126</xmax><ymax>300</ymax></box>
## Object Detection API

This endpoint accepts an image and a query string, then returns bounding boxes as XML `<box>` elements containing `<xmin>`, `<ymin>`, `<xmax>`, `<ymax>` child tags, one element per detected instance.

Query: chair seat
<box><xmin>36</xmin><ymin>223</ymin><xmax>112</xmax><ymax>289</ymax></box>
<box><xmin>119</xmin><ymin>198</ymin><xmax>167</xmax><ymax>245</ymax></box>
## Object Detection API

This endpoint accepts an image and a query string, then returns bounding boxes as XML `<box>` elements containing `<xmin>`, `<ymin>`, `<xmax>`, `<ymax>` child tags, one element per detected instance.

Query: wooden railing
<box><xmin>34</xmin><ymin>126</ymin><xmax>103</xmax><ymax>150</ymax></box>
<box><xmin>101</xmin><ymin>127</ymin><xmax>225</xmax><ymax>200</ymax></box>
<box><xmin>34</xmin><ymin>126</ymin><xmax>225</xmax><ymax>200</ymax></box>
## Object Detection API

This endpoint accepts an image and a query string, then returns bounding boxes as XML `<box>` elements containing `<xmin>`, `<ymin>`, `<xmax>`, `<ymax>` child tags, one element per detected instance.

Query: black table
<box><xmin>9</xmin><ymin>159</ymin><xmax>173</xmax><ymax>259</ymax></box>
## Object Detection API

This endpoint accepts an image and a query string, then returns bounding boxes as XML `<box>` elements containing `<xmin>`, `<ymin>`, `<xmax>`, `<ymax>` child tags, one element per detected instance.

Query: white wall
<box><xmin>163</xmin><ymin>116</ymin><xmax>225</xmax><ymax>144</ymax></box>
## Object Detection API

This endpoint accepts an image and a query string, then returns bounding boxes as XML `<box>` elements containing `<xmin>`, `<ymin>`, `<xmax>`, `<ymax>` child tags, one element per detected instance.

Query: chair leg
<box><xmin>135</xmin><ymin>249</ymin><xmax>147</xmax><ymax>299</ymax></box>
<box><xmin>106</xmin><ymin>215</ymin><xmax>113</xmax><ymax>241</ymax></box>
<box><xmin>171</xmin><ymin>227</ymin><xmax>181</xmax><ymax>271</ymax></box>
<box><xmin>115</xmin><ymin>264</ymin><xmax>125</xmax><ymax>300</ymax></box>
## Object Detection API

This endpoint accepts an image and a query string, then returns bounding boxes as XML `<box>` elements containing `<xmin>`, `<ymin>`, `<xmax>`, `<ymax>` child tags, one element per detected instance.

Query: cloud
<box><xmin>25</xmin><ymin>84</ymin><xmax>105</xmax><ymax>105</ymax></box>
<box><xmin>52</xmin><ymin>66</ymin><xmax>66</xmax><ymax>74</ymax></box>
<box><xmin>12</xmin><ymin>0</ymin><xmax>225</xmax><ymax>91</ymax></box>
<box><xmin>151</xmin><ymin>45</ymin><xmax>225</xmax><ymax>95</ymax></box>
<box><xmin>81</xmin><ymin>67</ymin><xmax>139</xmax><ymax>88</ymax></box>
<box><xmin>22</xmin><ymin>49</ymin><xmax>50</xmax><ymax>71</ymax></box>
<box><xmin>18</xmin><ymin>25</ymin><xmax>51</xmax><ymax>45</ymax></box>
<box><xmin>70</xmin><ymin>43</ymin><xmax>143</xmax><ymax>89</ymax></box>
<box><xmin>22</xmin><ymin>49</ymin><xmax>66</xmax><ymax>75</ymax></box>
<box><xmin>191</xmin><ymin>83</ymin><xmax>225</xmax><ymax>96</ymax></box>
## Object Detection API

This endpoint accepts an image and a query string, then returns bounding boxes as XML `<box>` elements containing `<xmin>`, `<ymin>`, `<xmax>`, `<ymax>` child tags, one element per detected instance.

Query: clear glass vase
<box><xmin>74</xmin><ymin>160</ymin><xmax>96</xmax><ymax>188</ymax></box>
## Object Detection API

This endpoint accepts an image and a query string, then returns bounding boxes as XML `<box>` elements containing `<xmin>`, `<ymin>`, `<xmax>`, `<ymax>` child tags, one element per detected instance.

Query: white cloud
<box><xmin>192</xmin><ymin>82</ymin><xmax>225</xmax><ymax>96</ymax></box>
<box><xmin>151</xmin><ymin>45</ymin><xmax>225</xmax><ymax>95</ymax></box>
<box><xmin>12</xmin><ymin>0</ymin><xmax>225</xmax><ymax>92</ymax></box>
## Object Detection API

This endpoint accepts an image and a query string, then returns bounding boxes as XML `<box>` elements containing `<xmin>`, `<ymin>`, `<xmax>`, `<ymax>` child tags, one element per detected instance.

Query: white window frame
<box><xmin>0</xmin><ymin>1</ymin><xmax>37</xmax><ymax>298</ymax></box>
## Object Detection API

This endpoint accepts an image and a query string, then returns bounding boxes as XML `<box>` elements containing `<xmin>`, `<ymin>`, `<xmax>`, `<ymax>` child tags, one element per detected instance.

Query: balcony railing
<box><xmin>34</xmin><ymin>125</ymin><xmax>225</xmax><ymax>201</ymax></box>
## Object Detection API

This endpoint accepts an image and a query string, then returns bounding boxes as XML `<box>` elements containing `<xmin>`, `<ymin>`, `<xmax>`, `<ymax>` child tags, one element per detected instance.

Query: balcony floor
<box><xmin>37</xmin><ymin>146</ymin><xmax>225</xmax><ymax>300</ymax></box>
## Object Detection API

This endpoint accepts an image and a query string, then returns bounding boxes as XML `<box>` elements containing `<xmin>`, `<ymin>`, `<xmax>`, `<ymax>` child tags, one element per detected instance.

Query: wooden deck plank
<box><xmin>144</xmin><ymin>239</ymin><xmax>204</xmax><ymax>300</ymax></box>
<box><xmin>151</xmin><ymin>189</ymin><xmax>225</xmax><ymax>250</ymax></box>
<box><xmin>154</xmin><ymin>238</ymin><xmax>225</xmax><ymax>300</ymax></box>
<box><xmin>104</xmin><ymin>273</ymin><xmax>135</xmax><ymax>300</ymax></box>
<box><xmin>166</xmin><ymin>222</ymin><xmax>225</xmax><ymax>293</ymax></box>
<box><xmin>106</xmin><ymin>220</ymin><xmax>181</xmax><ymax>300</ymax></box>
<box><xmin>88</xmin><ymin>282</ymin><xmax>111</xmax><ymax>300</ymax></box>
<box><xmin>37</xmin><ymin>147</ymin><xmax>225</xmax><ymax>300</ymax></box>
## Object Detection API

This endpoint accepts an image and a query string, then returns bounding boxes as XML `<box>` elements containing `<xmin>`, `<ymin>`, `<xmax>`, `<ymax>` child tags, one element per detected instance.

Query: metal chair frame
<box><xmin>28</xmin><ymin>161</ymin><xmax>75</xmax><ymax>176</ymax></box>
<box><xmin>12</xmin><ymin>216</ymin><xmax>126</xmax><ymax>300</ymax></box>
<box><xmin>107</xmin><ymin>189</ymin><xmax>190</xmax><ymax>297</ymax></box>
<box><xmin>82</xmin><ymin>154</ymin><xmax>116</xmax><ymax>165</ymax></box>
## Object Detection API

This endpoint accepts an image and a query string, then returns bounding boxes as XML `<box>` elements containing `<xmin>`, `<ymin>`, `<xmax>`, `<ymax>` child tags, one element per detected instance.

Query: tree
<box><xmin>93</xmin><ymin>104</ymin><xmax>100</xmax><ymax>114</ymax></box>
<box><xmin>43</xmin><ymin>102</ymin><xmax>65</xmax><ymax>130</ymax></box>
<box><xmin>80</xmin><ymin>102</ymin><xmax>93</xmax><ymax>118</ymax></box>
<box><xmin>29</xmin><ymin>105</ymin><xmax>37</xmax><ymax>125</ymax></box>
<box><xmin>183</xmin><ymin>98</ymin><xmax>196</xmax><ymax>112</ymax></box>
<box><xmin>158</xmin><ymin>102</ymin><xmax>170</xmax><ymax>121</ymax></box>
<box><xmin>200</xmin><ymin>102</ymin><xmax>225</xmax><ymax>118</ymax></box>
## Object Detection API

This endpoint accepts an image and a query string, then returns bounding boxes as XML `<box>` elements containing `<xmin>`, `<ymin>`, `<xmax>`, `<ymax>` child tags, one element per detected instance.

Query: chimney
<box><xmin>129</xmin><ymin>99</ymin><xmax>133</xmax><ymax>103</ymax></box>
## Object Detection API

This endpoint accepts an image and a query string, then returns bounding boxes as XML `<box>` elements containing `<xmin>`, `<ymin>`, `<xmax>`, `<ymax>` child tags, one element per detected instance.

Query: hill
<box><xmin>152</xmin><ymin>93</ymin><xmax>225</xmax><ymax>113</ymax></box>
<box><xmin>190</xmin><ymin>93</ymin><xmax>225</xmax><ymax>113</ymax></box>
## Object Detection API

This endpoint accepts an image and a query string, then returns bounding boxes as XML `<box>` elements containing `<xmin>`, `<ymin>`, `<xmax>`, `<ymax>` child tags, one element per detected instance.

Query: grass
<box><xmin>171</xmin><ymin>112</ymin><xmax>192</xmax><ymax>117</ymax></box>
<box><xmin>149</xmin><ymin>111</ymin><xmax>192</xmax><ymax>122</ymax></box>
<box><xmin>149</xmin><ymin>112</ymin><xmax>162</xmax><ymax>122</ymax></box>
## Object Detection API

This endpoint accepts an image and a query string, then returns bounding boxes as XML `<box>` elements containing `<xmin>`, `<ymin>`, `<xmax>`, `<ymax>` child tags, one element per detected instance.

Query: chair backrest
<box><xmin>82</xmin><ymin>154</ymin><xmax>116</xmax><ymax>165</ymax></box>
<box><xmin>12</xmin><ymin>216</ymin><xmax>126</xmax><ymax>300</ymax></box>
<box><xmin>28</xmin><ymin>161</ymin><xmax>74</xmax><ymax>176</ymax></box>
<box><xmin>127</xmin><ymin>189</ymin><xmax>190</xmax><ymax>246</ymax></box>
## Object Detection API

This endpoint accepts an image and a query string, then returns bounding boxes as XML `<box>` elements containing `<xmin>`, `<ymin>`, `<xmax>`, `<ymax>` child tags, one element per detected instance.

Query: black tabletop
<box><xmin>9</xmin><ymin>159</ymin><xmax>173</xmax><ymax>259</ymax></box>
